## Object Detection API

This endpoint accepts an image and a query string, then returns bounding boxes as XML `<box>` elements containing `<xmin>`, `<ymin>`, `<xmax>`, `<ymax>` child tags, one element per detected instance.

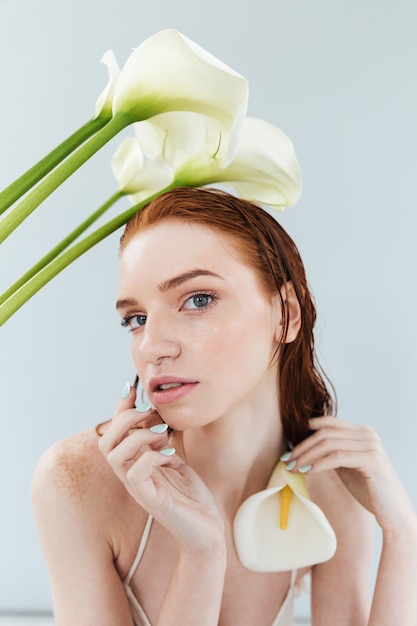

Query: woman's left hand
<box><xmin>286</xmin><ymin>416</ymin><xmax>415</xmax><ymax>534</ymax></box>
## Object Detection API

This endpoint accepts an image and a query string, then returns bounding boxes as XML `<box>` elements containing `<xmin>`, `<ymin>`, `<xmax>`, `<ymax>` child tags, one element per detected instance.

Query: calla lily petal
<box><xmin>135</xmin><ymin>111</ymin><xmax>223</xmax><ymax>169</ymax></box>
<box><xmin>233</xmin><ymin>461</ymin><xmax>337</xmax><ymax>572</ymax></box>
<box><xmin>132</xmin><ymin>121</ymin><xmax>166</xmax><ymax>161</ymax></box>
<box><xmin>111</xmin><ymin>137</ymin><xmax>144</xmax><ymax>192</ymax></box>
<box><xmin>221</xmin><ymin>117</ymin><xmax>302</xmax><ymax>209</ymax></box>
<box><xmin>127</xmin><ymin>159</ymin><xmax>173</xmax><ymax>203</ymax></box>
<box><xmin>112</xmin><ymin>112</ymin><xmax>220</xmax><ymax>198</ymax></box>
<box><xmin>94</xmin><ymin>50</ymin><xmax>121</xmax><ymax>120</ymax></box>
<box><xmin>111</xmin><ymin>136</ymin><xmax>172</xmax><ymax>200</ymax></box>
<box><xmin>175</xmin><ymin>117</ymin><xmax>302</xmax><ymax>209</ymax></box>
<box><xmin>112</xmin><ymin>29</ymin><xmax>248</xmax><ymax>164</ymax></box>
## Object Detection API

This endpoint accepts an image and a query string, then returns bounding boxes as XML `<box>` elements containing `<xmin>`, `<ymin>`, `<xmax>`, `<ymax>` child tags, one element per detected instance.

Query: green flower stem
<box><xmin>0</xmin><ymin>115</ymin><xmax>110</xmax><ymax>215</ymax></box>
<box><xmin>0</xmin><ymin>184</ymin><xmax>174</xmax><ymax>326</ymax></box>
<box><xmin>0</xmin><ymin>112</ymin><xmax>132</xmax><ymax>244</ymax></box>
<box><xmin>0</xmin><ymin>190</ymin><xmax>123</xmax><ymax>306</ymax></box>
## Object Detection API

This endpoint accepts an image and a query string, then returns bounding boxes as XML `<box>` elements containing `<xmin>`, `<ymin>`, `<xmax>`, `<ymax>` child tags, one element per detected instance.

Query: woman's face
<box><xmin>117</xmin><ymin>219</ymin><xmax>283</xmax><ymax>430</ymax></box>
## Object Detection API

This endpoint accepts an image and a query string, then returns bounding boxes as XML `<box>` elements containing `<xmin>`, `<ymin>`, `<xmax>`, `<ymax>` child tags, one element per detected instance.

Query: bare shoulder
<box><xmin>32</xmin><ymin>426</ymin><xmax>149</xmax><ymax>577</ymax></box>
<box><xmin>32</xmin><ymin>426</ymin><xmax>121</xmax><ymax>505</ymax></box>
<box><xmin>31</xmin><ymin>428</ymin><xmax>146</xmax><ymax>623</ymax></box>
<box><xmin>31</xmin><ymin>425</ymin><xmax>145</xmax><ymax>544</ymax></box>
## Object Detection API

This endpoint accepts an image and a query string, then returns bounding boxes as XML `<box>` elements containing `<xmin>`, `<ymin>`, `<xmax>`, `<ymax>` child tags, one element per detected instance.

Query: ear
<box><xmin>274</xmin><ymin>282</ymin><xmax>302</xmax><ymax>344</ymax></box>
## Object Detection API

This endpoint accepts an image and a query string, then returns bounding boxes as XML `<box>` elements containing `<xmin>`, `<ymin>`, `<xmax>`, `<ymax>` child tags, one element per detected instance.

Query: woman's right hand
<box><xmin>98</xmin><ymin>384</ymin><xmax>225</xmax><ymax>553</ymax></box>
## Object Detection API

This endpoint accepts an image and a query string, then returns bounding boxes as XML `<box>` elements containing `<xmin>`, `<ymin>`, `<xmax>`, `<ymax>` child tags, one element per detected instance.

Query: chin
<box><xmin>157</xmin><ymin>408</ymin><xmax>208</xmax><ymax>432</ymax></box>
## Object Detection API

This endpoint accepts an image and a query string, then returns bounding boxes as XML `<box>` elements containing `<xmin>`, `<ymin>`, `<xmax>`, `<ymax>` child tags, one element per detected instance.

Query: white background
<box><xmin>0</xmin><ymin>0</ymin><xmax>416</xmax><ymax>620</ymax></box>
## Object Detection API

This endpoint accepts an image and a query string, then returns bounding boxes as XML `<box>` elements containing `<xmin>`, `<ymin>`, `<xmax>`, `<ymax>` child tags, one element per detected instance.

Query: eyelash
<box><xmin>120</xmin><ymin>314</ymin><xmax>146</xmax><ymax>331</ymax></box>
<box><xmin>182</xmin><ymin>291</ymin><xmax>217</xmax><ymax>311</ymax></box>
<box><xmin>120</xmin><ymin>291</ymin><xmax>217</xmax><ymax>332</ymax></box>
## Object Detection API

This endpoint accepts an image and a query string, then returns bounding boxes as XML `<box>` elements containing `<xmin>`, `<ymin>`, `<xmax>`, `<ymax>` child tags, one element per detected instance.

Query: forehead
<box><xmin>119</xmin><ymin>220</ymin><xmax>243</xmax><ymax>274</ymax></box>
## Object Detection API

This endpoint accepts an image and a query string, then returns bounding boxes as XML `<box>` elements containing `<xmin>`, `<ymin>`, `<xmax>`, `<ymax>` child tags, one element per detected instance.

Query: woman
<box><xmin>32</xmin><ymin>187</ymin><xmax>417</xmax><ymax>625</ymax></box>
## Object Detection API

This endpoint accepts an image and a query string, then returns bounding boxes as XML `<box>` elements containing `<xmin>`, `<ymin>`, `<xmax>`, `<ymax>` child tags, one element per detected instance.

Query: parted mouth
<box><xmin>158</xmin><ymin>382</ymin><xmax>184</xmax><ymax>391</ymax></box>
<box><xmin>149</xmin><ymin>377</ymin><xmax>198</xmax><ymax>393</ymax></box>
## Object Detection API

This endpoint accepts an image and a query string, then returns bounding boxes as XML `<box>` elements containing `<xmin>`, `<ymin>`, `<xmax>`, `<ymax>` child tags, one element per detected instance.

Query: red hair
<box><xmin>120</xmin><ymin>187</ymin><xmax>335</xmax><ymax>445</ymax></box>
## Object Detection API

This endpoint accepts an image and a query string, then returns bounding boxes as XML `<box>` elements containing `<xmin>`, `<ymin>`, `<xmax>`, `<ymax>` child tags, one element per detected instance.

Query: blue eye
<box><xmin>121</xmin><ymin>314</ymin><xmax>147</xmax><ymax>330</ymax></box>
<box><xmin>183</xmin><ymin>293</ymin><xmax>215</xmax><ymax>310</ymax></box>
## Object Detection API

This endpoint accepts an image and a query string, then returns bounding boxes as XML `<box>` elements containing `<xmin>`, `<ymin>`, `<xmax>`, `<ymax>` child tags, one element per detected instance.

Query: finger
<box><xmin>112</xmin><ymin>382</ymin><xmax>137</xmax><ymax>418</ymax></box>
<box><xmin>286</xmin><ymin>436</ymin><xmax>378</xmax><ymax>473</ymax></box>
<box><xmin>99</xmin><ymin>408</ymin><xmax>167</xmax><ymax>457</ymax></box>
<box><xmin>106</xmin><ymin>424</ymin><xmax>170</xmax><ymax>472</ymax></box>
<box><xmin>293</xmin><ymin>448</ymin><xmax>375</xmax><ymax>476</ymax></box>
<box><xmin>113</xmin><ymin>381</ymin><xmax>158</xmax><ymax>426</ymax></box>
<box><xmin>125</xmin><ymin>448</ymin><xmax>182</xmax><ymax>505</ymax></box>
<box><xmin>99</xmin><ymin>401</ymin><xmax>156</xmax><ymax>456</ymax></box>
<box><xmin>128</xmin><ymin>447</ymin><xmax>180</xmax><ymax>482</ymax></box>
<box><xmin>309</xmin><ymin>416</ymin><xmax>371</xmax><ymax>431</ymax></box>
<box><xmin>308</xmin><ymin>417</ymin><xmax>380</xmax><ymax>456</ymax></box>
<box><xmin>111</xmin><ymin>382</ymin><xmax>160</xmax><ymax>426</ymax></box>
<box><xmin>290</xmin><ymin>423</ymin><xmax>372</xmax><ymax>461</ymax></box>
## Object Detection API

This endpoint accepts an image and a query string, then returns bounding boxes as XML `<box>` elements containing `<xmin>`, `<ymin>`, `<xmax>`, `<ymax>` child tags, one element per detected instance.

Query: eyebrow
<box><xmin>158</xmin><ymin>269</ymin><xmax>223</xmax><ymax>292</ymax></box>
<box><xmin>116</xmin><ymin>269</ymin><xmax>223</xmax><ymax>310</ymax></box>
<box><xmin>116</xmin><ymin>297</ymin><xmax>139</xmax><ymax>310</ymax></box>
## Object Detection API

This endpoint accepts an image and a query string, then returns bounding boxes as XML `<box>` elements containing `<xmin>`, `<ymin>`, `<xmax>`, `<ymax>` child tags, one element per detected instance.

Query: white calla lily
<box><xmin>1</xmin><ymin>28</ymin><xmax>304</xmax><ymax>325</ymax></box>
<box><xmin>112</xmin><ymin>29</ymin><xmax>248</xmax><ymax>164</ymax></box>
<box><xmin>94</xmin><ymin>50</ymin><xmax>121</xmax><ymax>120</ymax></box>
<box><xmin>233</xmin><ymin>461</ymin><xmax>337</xmax><ymax>572</ymax></box>
<box><xmin>174</xmin><ymin>117</ymin><xmax>302</xmax><ymax>209</ymax></box>
<box><xmin>111</xmin><ymin>113</ymin><xmax>301</xmax><ymax>211</ymax></box>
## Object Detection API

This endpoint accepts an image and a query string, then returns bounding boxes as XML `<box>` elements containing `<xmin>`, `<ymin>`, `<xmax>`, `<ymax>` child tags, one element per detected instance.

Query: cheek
<box><xmin>130</xmin><ymin>335</ymin><xmax>145</xmax><ymax>370</ymax></box>
<box><xmin>203</xmin><ymin>310</ymin><xmax>275</xmax><ymax>365</ymax></box>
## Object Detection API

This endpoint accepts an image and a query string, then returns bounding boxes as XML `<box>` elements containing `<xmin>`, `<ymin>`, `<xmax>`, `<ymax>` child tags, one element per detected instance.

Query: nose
<box><xmin>136</xmin><ymin>313</ymin><xmax>181</xmax><ymax>365</ymax></box>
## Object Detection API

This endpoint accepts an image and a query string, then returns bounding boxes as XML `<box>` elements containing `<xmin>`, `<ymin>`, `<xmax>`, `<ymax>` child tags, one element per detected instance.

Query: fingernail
<box><xmin>150</xmin><ymin>423</ymin><xmax>169</xmax><ymax>434</ymax></box>
<box><xmin>136</xmin><ymin>400</ymin><xmax>152</xmax><ymax>413</ymax></box>
<box><xmin>286</xmin><ymin>460</ymin><xmax>297</xmax><ymax>471</ymax></box>
<box><xmin>299</xmin><ymin>464</ymin><xmax>312</xmax><ymax>474</ymax></box>
<box><xmin>121</xmin><ymin>382</ymin><xmax>131</xmax><ymax>399</ymax></box>
<box><xmin>160</xmin><ymin>447</ymin><xmax>176</xmax><ymax>456</ymax></box>
<box><xmin>280</xmin><ymin>451</ymin><xmax>292</xmax><ymax>462</ymax></box>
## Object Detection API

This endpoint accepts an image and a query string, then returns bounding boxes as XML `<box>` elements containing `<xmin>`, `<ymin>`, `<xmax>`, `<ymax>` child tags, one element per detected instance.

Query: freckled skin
<box><xmin>44</xmin><ymin>430</ymin><xmax>112</xmax><ymax>502</ymax></box>
<box><xmin>50</xmin><ymin>434</ymin><xmax>95</xmax><ymax>500</ymax></box>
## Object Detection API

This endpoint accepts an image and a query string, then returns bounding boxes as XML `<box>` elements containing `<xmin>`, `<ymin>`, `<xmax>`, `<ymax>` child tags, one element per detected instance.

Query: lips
<box><xmin>149</xmin><ymin>376</ymin><xmax>198</xmax><ymax>392</ymax></box>
<box><xmin>149</xmin><ymin>376</ymin><xmax>198</xmax><ymax>405</ymax></box>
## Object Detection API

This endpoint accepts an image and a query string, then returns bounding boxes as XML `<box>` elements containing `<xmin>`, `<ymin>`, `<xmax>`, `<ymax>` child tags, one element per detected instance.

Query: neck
<box><xmin>173</xmin><ymin>405</ymin><xmax>285</xmax><ymax>518</ymax></box>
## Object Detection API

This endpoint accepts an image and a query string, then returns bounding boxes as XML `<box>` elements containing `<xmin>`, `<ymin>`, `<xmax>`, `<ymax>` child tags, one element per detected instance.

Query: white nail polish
<box><xmin>121</xmin><ymin>382</ymin><xmax>130</xmax><ymax>399</ymax></box>
<box><xmin>150</xmin><ymin>423</ymin><xmax>169</xmax><ymax>434</ymax></box>
<box><xmin>136</xmin><ymin>400</ymin><xmax>152</xmax><ymax>413</ymax></box>
<box><xmin>160</xmin><ymin>447</ymin><xmax>176</xmax><ymax>457</ymax></box>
